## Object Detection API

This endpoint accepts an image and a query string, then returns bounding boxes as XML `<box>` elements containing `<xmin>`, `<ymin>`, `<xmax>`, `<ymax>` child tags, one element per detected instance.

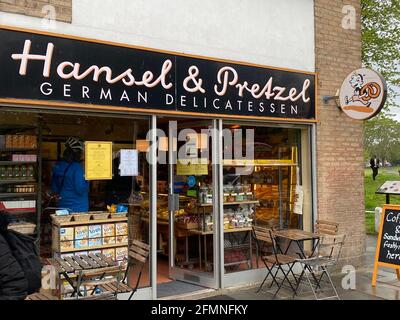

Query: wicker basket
<box><xmin>9</xmin><ymin>223</ymin><xmax>36</xmax><ymax>235</ymax></box>
<box><xmin>51</xmin><ymin>214</ymin><xmax>72</xmax><ymax>224</ymax></box>
<box><xmin>71</xmin><ymin>213</ymin><xmax>91</xmax><ymax>222</ymax></box>
<box><xmin>111</xmin><ymin>212</ymin><xmax>128</xmax><ymax>218</ymax></box>
<box><xmin>91</xmin><ymin>212</ymin><xmax>110</xmax><ymax>220</ymax></box>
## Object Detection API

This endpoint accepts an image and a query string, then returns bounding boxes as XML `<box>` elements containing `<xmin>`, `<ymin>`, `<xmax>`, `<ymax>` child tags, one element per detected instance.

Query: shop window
<box><xmin>222</xmin><ymin>123</ymin><xmax>307</xmax><ymax>273</ymax></box>
<box><xmin>0</xmin><ymin>110</ymin><xmax>151</xmax><ymax>293</ymax></box>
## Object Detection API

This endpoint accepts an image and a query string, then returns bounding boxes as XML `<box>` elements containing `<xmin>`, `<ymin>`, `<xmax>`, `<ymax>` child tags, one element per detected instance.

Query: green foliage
<box><xmin>364</xmin><ymin>113</ymin><xmax>400</xmax><ymax>161</ymax></box>
<box><xmin>361</xmin><ymin>0</ymin><xmax>400</xmax><ymax>110</ymax></box>
<box><xmin>345</xmin><ymin>2</ymin><xmax>399</xmax><ymax>234</ymax></box>
<box><xmin>364</xmin><ymin>167</ymin><xmax>400</xmax><ymax>234</ymax></box>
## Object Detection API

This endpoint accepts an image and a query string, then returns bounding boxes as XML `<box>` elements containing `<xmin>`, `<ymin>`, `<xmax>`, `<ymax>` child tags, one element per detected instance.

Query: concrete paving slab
<box><xmin>195</xmin><ymin>234</ymin><xmax>399</xmax><ymax>300</ymax></box>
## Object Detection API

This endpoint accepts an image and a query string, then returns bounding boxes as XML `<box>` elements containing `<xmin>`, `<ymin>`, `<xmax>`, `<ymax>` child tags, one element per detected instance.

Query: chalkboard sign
<box><xmin>372</xmin><ymin>205</ymin><xmax>400</xmax><ymax>286</ymax></box>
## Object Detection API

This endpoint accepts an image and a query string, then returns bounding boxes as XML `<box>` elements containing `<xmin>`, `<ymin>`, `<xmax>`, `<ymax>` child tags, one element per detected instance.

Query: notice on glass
<box><xmin>85</xmin><ymin>141</ymin><xmax>113</xmax><ymax>180</ymax></box>
<box><xmin>119</xmin><ymin>149</ymin><xmax>139</xmax><ymax>177</ymax></box>
<box><xmin>177</xmin><ymin>159</ymin><xmax>208</xmax><ymax>176</ymax></box>
<box><xmin>293</xmin><ymin>185</ymin><xmax>304</xmax><ymax>215</ymax></box>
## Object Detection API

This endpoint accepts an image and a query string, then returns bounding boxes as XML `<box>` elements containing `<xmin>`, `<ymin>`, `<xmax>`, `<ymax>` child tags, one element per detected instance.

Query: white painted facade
<box><xmin>0</xmin><ymin>0</ymin><xmax>315</xmax><ymax>72</ymax></box>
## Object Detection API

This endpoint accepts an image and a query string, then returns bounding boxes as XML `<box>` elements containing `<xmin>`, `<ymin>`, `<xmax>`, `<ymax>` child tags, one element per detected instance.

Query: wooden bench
<box><xmin>26</xmin><ymin>292</ymin><xmax>59</xmax><ymax>300</ymax></box>
<box><xmin>64</xmin><ymin>292</ymin><xmax>117</xmax><ymax>300</ymax></box>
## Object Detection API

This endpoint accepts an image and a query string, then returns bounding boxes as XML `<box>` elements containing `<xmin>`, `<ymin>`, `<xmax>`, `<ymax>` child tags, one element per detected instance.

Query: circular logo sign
<box><xmin>339</xmin><ymin>68</ymin><xmax>387</xmax><ymax>120</ymax></box>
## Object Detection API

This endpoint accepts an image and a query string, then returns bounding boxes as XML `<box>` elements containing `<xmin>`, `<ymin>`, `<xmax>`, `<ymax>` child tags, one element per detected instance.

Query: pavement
<box><xmin>199</xmin><ymin>235</ymin><xmax>400</xmax><ymax>300</ymax></box>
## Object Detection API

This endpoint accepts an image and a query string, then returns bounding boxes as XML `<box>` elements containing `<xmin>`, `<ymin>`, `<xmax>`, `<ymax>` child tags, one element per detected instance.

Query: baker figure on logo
<box><xmin>345</xmin><ymin>72</ymin><xmax>381</xmax><ymax>107</ymax></box>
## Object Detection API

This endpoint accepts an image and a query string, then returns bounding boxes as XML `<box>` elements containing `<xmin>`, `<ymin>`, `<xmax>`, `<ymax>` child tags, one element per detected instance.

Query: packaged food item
<box><xmin>13</xmin><ymin>165</ymin><xmax>20</xmax><ymax>179</ymax></box>
<box><xmin>0</xmin><ymin>167</ymin><xmax>6</xmax><ymax>180</ymax></box>
<box><xmin>89</xmin><ymin>225</ymin><xmax>102</xmax><ymax>247</ymax></box>
<box><xmin>89</xmin><ymin>224</ymin><xmax>102</xmax><ymax>237</ymax></box>
<box><xmin>30</xmin><ymin>136</ymin><xmax>37</xmax><ymax>149</ymax></box>
<box><xmin>102</xmin><ymin>224</ymin><xmax>115</xmax><ymax>237</ymax></box>
<box><xmin>103</xmin><ymin>223</ymin><xmax>116</xmax><ymax>244</ymax></box>
<box><xmin>89</xmin><ymin>250</ymin><xmax>102</xmax><ymax>256</ymax></box>
<box><xmin>74</xmin><ymin>251</ymin><xmax>88</xmax><ymax>256</ymax></box>
<box><xmin>116</xmin><ymin>235</ymin><xmax>129</xmax><ymax>244</ymax></box>
<box><xmin>103</xmin><ymin>236</ymin><xmax>116</xmax><ymax>245</ymax></box>
<box><xmin>60</xmin><ymin>227</ymin><xmax>74</xmax><ymax>241</ymax></box>
<box><xmin>75</xmin><ymin>226</ymin><xmax>88</xmax><ymax>240</ymax></box>
<box><xmin>74</xmin><ymin>226</ymin><xmax>89</xmax><ymax>249</ymax></box>
<box><xmin>102</xmin><ymin>248</ymin><xmax>116</xmax><ymax>261</ymax></box>
<box><xmin>116</xmin><ymin>204</ymin><xmax>128</xmax><ymax>213</ymax></box>
<box><xmin>115</xmin><ymin>222</ymin><xmax>128</xmax><ymax>236</ymax></box>
<box><xmin>5</xmin><ymin>135</ymin><xmax>12</xmax><ymax>148</ymax></box>
<box><xmin>56</xmin><ymin>209</ymin><xmax>70</xmax><ymax>216</ymax></box>
<box><xmin>75</xmin><ymin>239</ymin><xmax>88</xmax><ymax>249</ymax></box>
<box><xmin>60</xmin><ymin>241</ymin><xmax>74</xmax><ymax>250</ymax></box>
<box><xmin>16</xmin><ymin>135</ymin><xmax>24</xmax><ymax>148</ymax></box>
<box><xmin>115</xmin><ymin>247</ymin><xmax>128</xmax><ymax>261</ymax></box>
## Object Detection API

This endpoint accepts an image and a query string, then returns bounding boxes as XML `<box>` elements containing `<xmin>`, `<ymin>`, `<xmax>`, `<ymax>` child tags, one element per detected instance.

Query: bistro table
<box><xmin>274</xmin><ymin>229</ymin><xmax>320</xmax><ymax>258</ymax></box>
<box><xmin>375</xmin><ymin>181</ymin><xmax>400</xmax><ymax>204</ymax></box>
<box><xmin>273</xmin><ymin>228</ymin><xmax>320</xmax><ymax>294</ymax></box>
<box><xmin>48</xmin><ymin>252</ymin><xmax>123</xmax><ymax>298</ymax></box>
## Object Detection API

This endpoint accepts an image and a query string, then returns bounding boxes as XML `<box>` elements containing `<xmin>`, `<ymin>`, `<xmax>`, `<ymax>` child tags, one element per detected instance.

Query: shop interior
<box><xmin>0</xmin><ymin>109</ymin><xmax>308</xmax><ymax>298</ymax></box>
<box><xmin>154</xmin><ymin>119</ymin><xmax>304</xmax><ymax>283</ymax></box>
<box><xmin>0</xmin><ymin>110</ymin><xmax>153</xmax><ymax>290</ymax></box>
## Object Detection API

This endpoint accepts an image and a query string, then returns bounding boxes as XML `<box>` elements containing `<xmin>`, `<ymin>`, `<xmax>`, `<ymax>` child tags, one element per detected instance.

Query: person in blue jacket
<box><xmin>51</xmin><ymin>137</ymin><xmax>89</xmax><ymax>213</ymax></box>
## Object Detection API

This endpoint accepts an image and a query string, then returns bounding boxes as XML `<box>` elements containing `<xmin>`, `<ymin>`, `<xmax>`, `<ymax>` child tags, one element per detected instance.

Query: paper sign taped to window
<box><xmin>176</xmin><ymin>159</ymin><xmax>208</xmax><ymax>176</ymax></box>
<box><xmin>85</xmin><ymin>141</ymin><xmax>113</xmax><ymax>180</ymax></box>
<box><xmin>293</xmin><ymin>185</ymin><xmax>304</xmax><ymax>215</ymax></box>
<box><xmin>119</xmin><ymin>149</ymin><xmax>138</xmax><ymax>176</ymax></box>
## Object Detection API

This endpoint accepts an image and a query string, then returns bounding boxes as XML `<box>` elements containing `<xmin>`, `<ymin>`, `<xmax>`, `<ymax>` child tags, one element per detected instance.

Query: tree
<box><xmin>364</xmin><ymin>113</ymin><xmax>400</xmax><ymax>162</ymax></box>
<box><xmin>362</xmin><ymin>1</ymin><xmax>400</xmax><ymax>163</ymax></box>
<box><xmin>361</xmin><ymin>0</ymin><xmax>400</xmax><ymax>110</ymax></box>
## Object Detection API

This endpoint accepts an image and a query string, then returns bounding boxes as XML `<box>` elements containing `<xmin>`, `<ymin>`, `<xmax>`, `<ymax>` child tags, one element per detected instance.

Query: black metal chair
<box><xmin>252</xmin><ymin>226</ymin><xmax>298</xmax><ymax>298</ymax></box>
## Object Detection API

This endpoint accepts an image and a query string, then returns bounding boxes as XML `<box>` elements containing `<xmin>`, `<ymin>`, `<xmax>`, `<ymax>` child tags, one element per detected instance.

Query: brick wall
<box><xmin>315</xmin><ymin>0</ymin><xmax>366</xmax><ymax>267</ymax></box>
<box><xmin>0</xmin><ymin>0</ymin><xmax>72</xmax><ymax>23</ymax></box>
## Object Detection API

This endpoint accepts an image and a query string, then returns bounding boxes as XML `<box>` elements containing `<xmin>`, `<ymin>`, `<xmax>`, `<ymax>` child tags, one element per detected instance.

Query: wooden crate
<box><xmin>51</xmin><ymin>215</ymin><xmax>129</xmax><ymax>257</ymax></box>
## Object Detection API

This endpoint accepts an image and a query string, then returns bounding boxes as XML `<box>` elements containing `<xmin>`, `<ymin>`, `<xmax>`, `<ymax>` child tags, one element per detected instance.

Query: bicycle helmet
<box><xmin>65</xmin><ymin>137</ymin><xmax>84</xmax><ymax>151</ymax></box>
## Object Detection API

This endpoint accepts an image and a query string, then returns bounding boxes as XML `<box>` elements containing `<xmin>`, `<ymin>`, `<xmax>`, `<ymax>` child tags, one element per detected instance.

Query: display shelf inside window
<box><xmin>193</xmin><ymin>183</ymin><xmax>258</xmax><ymax>234</ymax></box>
<box><xmin>223</xmin><ymin>146</ymin><xmax>299</xmax><ymax>230</ymax></box>
<box><xmin>0</xmin><ymin>130</ymin><xmax>40</xmax><ymax>236</ymax></box>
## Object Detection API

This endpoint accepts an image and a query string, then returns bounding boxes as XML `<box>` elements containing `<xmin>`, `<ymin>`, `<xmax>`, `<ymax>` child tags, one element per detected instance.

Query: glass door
<box><xmin>165</xmin><ymin>118</ymin><xmax>219</xmax><ymax>289</ymax></box>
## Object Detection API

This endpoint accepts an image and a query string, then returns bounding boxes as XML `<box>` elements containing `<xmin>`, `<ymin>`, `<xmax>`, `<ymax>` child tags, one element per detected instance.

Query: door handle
<box><xmin>168</xmin><ymin>194</ymin><xmax>179</xmax><ymax>212</ymax></box>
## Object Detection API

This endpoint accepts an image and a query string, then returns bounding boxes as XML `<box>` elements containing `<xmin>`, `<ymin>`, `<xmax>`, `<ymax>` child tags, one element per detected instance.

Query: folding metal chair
<box><xmin>253</xmin><ymin>225</ymin><xmax>273</xmax><ymax>268</ymax></box>
<box><xmin>296</xmin><ymin>234</ymin><xmax>346</xmax><ymax>300</ymax></box>
<box><xmin>98</xmin><ymin>240</ymin><xmax>150</xmax><ymax>300</ymax></box>
<box><xmin>315</xmin><ymin>220</ymin><xmax>339</xmax><ymax>236</ymax></box>
<box><xmin>252</xmin><ymin>226</ymin><xmax>298</xmax><ymax>298</ymax></box>
<box><xmin>303</xmin><ymin>220</ymin><xmax>339</xmax><ymax>258</ymax></box>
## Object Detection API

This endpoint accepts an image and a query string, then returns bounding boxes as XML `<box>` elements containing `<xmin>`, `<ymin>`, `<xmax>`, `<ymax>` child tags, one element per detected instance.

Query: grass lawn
<box><xmin>364</xmin><ymin>166</ymin><xmax>400</xmax><ymax>234</ymax></box>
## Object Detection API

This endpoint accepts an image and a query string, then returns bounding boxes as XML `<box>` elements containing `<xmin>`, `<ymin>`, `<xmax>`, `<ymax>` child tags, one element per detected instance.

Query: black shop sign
<box><xmin>0</xmin><ymin>27</ymin><xmax>316</xmax><ymax>121</ymax></box>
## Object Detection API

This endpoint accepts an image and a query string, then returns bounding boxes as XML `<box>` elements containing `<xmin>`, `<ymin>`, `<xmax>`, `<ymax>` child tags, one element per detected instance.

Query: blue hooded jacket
<box><xmin>51</xmin><ymin>160</ymin><xmax>89</xmax><ymax>213</ymax></box>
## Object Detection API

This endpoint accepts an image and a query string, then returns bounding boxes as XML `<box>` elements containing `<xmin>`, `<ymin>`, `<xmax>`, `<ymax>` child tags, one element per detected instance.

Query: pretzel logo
<box><xmin>342</xmin><ymin>71</ymin><xmax>384</xmax><ymax>116</ymax></box>
<box><xmin>359</xmin><ymin>82</ymin><xmax>381</xmax><ymax>102</ymax></box>
<box><xmin>339</xmin><ymin>68</ymin><xmax>386</xmax><ymax>120</ymax></box>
